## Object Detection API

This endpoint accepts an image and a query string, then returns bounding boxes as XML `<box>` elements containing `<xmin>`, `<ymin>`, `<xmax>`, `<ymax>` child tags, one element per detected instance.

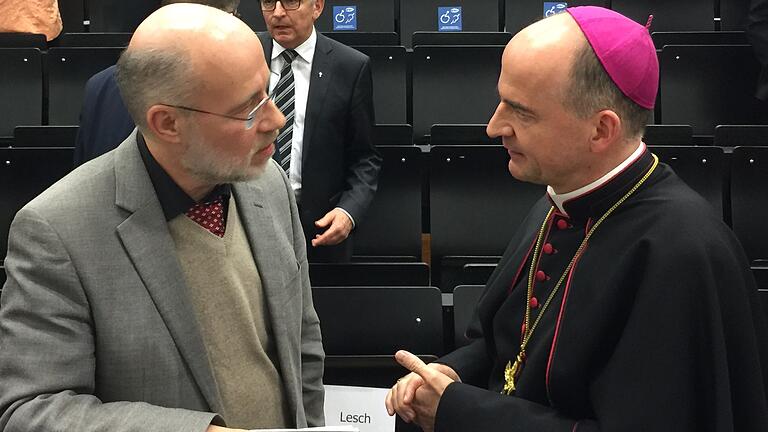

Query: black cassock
<box><xmin>436</xmin><ymin>149</ymin><xmax>768</xmax><ymax>431</ymax></box>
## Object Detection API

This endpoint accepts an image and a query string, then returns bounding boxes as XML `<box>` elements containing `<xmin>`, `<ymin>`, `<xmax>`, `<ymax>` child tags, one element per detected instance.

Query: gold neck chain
<box><xmin>502</xmin><ymin>154</ymin><xmax>659</xmax><ymax>395</ymax></box>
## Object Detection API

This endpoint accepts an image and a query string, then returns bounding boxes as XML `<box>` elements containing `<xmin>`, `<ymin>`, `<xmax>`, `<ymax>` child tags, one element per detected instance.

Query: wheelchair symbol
<box><xmin>335</xmin><ymin>7</ymin><xmax>356</xmax><ymax>24</ymax></box>
<box><xmin>440</xmin><ymin>8</ymin><xmax>461</xmax><ymax>24</ymax></box>
<box><xmin>544</xmin><ymin>3</ymin><xmax>567</xmax><ymax>17</ymax></box>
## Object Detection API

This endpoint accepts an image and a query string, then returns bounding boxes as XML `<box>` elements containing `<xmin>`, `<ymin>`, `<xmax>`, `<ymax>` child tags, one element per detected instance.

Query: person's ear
<box><xmin>313</xmin><ymin>0</ymin><xmax>325</xmax><ymax>20</ymax></box>
<box><xmin>146</xmin><ymin>104</ymin><xmax>184</xmax><ymax>144</ymax></box>
<box><xmin>590</xmin><ymin>109</ymin><xmax>622</xmax><ymax>153</ymax></box>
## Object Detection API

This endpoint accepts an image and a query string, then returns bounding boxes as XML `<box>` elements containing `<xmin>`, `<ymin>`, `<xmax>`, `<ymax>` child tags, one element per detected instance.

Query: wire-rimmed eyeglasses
<box><xmin>160</xmin><ymin>95</ymin><xmax>271</xmax><ymax>130</ymax></box>
<box><xmin>260</xmin><ymin>0</ymin><xmax>302</xmax><ymax>11</ymax></box>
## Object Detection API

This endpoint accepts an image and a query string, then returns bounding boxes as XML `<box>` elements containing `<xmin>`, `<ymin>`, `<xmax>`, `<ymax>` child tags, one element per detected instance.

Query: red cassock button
<box><xmin>556</xmin><ymin>219</ymin><xmax>569</xmax><ymax>230</ymax></box>
<box><xmin>530</xmin><ymin>297</ymin><xmax>539</xmax><ymax>309</ymax></box>
<box><xmin>542</xmin><ymin>243</ymin><xmax>554</xmax><ymax>254</ymax></box>
<box><xmin>536</xmin><ymin>270</ymin><xmax>547</xmax><ymax>281</ymax></box>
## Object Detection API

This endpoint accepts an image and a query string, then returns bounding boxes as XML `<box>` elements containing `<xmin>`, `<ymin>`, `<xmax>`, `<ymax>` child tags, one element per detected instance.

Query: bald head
<box><xmin>116</xmin><ymin>3</ymin><xmax>266</xmax><ymax>132</ymax></box>
<box><xmin>504</xmin><ymin>11</ymin><xmax>651</xmax><ymax>140</ymax></box>
<box><xmin>504</xmin><ymin>13</ymin><xmax>586</xmax><ymax>110</ymax></box>
<box><xmin>159</xmin><ymin>0</ymin><xmax>240</xmax><ymax>13</ymax></box>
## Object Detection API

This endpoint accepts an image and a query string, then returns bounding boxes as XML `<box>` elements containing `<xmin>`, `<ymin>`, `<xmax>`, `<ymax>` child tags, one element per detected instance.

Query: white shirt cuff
<box><xmin>335</xmin><ymin>207</ymin><xmax>355</xmax><ymax>229</ymax></box>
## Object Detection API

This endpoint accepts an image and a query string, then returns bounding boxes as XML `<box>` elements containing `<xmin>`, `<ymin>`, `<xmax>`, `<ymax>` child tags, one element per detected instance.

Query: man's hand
<box><xmin>312</xmin><ymin>208</ymin><xmax>353</xmax><ymax>246</ymax></box>
<box><xmin>385</xmin><ymin>351</ymin><xmax>458</xmax><ymax>432</ymax></box>
<box><xmin>206</xmin><ymin>426</ymin><xmax>246</xmax><ymax>432</ymax></box>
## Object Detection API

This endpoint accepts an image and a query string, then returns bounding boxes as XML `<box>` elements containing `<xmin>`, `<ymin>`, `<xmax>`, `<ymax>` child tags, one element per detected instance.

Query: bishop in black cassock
<box><xmin>387</xmin><ymin>6</ymin><xmax>768</xmax><ymax>432</ymax></box>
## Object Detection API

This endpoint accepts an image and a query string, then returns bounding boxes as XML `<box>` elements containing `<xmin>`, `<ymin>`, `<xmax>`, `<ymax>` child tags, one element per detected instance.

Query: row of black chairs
<box><xmin>2</xmin><ymin>140</ymin><xmax>767</xmax><ymax>288</ymax></box>
<box><xmin>52</xmin><ymin>0</ymin><xmax>753</xmax><ymax>46</ymax></box>
<box><xmin>2</xmin><ymin>262</ymin><xmax>765</xmax><ymax>365</ymax></box>
<box><xmin>1</xmin><ymin>39</ymin><xmax>766</xmax><ymax>139</ymax></box>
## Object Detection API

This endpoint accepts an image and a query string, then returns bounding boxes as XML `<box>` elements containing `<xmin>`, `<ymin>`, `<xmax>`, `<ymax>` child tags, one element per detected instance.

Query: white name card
<box><xmin>249</xmin><ymin>426</ymin><xmax>358</xmax><ymax>431</ymax></box>
<box><xmin>323</xmin><ymin>385</ymin><xmax>395</xmax><ymax>432</ymax></box>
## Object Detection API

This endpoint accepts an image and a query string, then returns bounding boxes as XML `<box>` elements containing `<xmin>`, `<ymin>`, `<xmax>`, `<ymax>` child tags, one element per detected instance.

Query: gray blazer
<box><xmin>0</xmin><ymin>133</ymin><xmax>325</xmax><ymax>431</ymax></box>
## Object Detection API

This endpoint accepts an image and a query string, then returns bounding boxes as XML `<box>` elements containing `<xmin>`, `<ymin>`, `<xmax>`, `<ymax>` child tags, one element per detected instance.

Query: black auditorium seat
<box><xmin>412</xmin><ymin>45</ymin><xmax>503</xmax><ymax>142</ymax></box>
<box><xmin>462</xmin><ymin>262</ymin><xmax>497</xmax><ymax>285</ymax></box>
<box><xmin>54</xmin><ymin>32</ymin><xmax>131</xmax><ymax>47</ymax></box>
<box><xmin>430</xmin><ymin>145</ymin><xmax>545</xmax><ymax>290</ymax></box>
<box><xmin>453</xmin><ymin>284</ymin><xmax>484</xmax><ymax>348</ymax></box>
<box><xmin>430</xmin><ymin>124</ymin><xmax>500</xmax><ymax>145</ymax></box>
<box><xmin>0</xmin><ymin>148</ymin><xmax>74</xmax><ymax>259</ymax></box>
<box><xmin>59</xmin><ymin>0</ymin><xmax>85</xmax><ymax>33</ymax></box>
<box><xmin>312</xmin><ymin>286</ymin><xmax>444</xmax><ymax>355</ymax></box>
<box><xmin>731</xmin><ymin>146</ymin><xmax>768</xmax><ymax>263</ymax></box>
<box><xmin>88</xmin><ymin>0</ymin><xmax>160</xmax><ymax>32</ymax></box>
<box><xmin>659</xmin><ymin>45</ymin><xmax>768</xmax><ymax>135</ymax></box>
<box><xmin>323</xmin><ymin>354</ymin><xmax>438</xmax><ymax>388</ymax></box>
<box><xmin>13</xmin><ymin>126</ymin><xmax>78</xmax><ymax>148</ymax></box>
<box><xmin>316</xmin><ymin>0</ymin><xmax>396</xmax><ymax>34</ymax></box>
<box><xmin>309</xmin><ymin>262</ymin><xmax>429</xmax><ymax>286</ymax></box>
<box><xmin>611</xmin><ymin>0</ymin><xmax>714</xmax><ymax>31</ymax></box>
<box><xmin>47</xmin><ymin>47</ymin><xmax>124</xmax><ymax>125</ymax></box>
<box><xmin>324</xmin><ymin>32</ymin><xmax>399</xmax><ymax>46</ymax></box>
<box><xmin>651</xmin><ymin>31</ymin><xmax>748</xmax><ymax>49</ymax></box>
<box><xmin>351</xmin><ymin>45</ymin><xmax>407</xmax><ymax>124</ymax></box>
<box><xmin>754</xmin><ymin>267</ymin><xmax>768</xmax><ymax>289</ymax></box>
<box><xmin>642</xmin><ymin>124</ymin><xmax>693</xmax><ymax>145</ymax></box>
<box><xmin>650</xmin><ymin>146</ymin><xmax>726</xmax><ymax>219</ymax></box>
<box><xmin>372</xmin><ymin>125</ymin><xmax>412</xmax><ymax>146</ymax></box>
<box><xmin>352</xmin><ymin>146</ymin><xmax>423</xmax><ymax>258</ymax></box>
<box><xmin>0</xmin><ymin>33</ymin><xmax>46</xmax><ymax>49</ymax></box>
<box><xmin>412</xmin><ymin>31</ymin><xmax>512</xmax><ymax>46</ymax></box>
<box><xmin>0</xmin><ymin>48</ymin><xmax>43</xmax><ymax>137</ymax></box>
<box><xmin>714</xmin><ymin>125</ymin><xmax>768</xmax><ymax>147</ymax></box>
<box><xmin>758</xmin><ymin>289</ymin><xmax>768</xmax><ymax>321</ymax></box>
<box><xmin>505</xmin><ymin>0</ymin><xmax>608</xmax><ymax>34</ymax></box>
<box><xmin>400</xmin><ymin>0</ymin><xmax>500</xmax><ymax>48</ymax></box>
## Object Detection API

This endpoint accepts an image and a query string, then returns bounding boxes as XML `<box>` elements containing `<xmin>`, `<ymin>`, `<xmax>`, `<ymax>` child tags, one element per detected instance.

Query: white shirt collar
<box><xmin>271</xmin><ymin>27</ymin><xmax>317</xmax><ymax>64</ymax></box>
<box><xmin>548</xmin><ymin>141</ymin><xmax>646</xmax><ymax>216</ymax></box>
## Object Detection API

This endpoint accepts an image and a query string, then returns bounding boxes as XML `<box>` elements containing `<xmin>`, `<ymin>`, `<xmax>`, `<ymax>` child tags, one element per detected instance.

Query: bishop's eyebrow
<box><xmin>497</xmin><ymin>89</ymin><xmax>538</xmax><ymax>118</ymax></box>
<box><xmin>503</xmin><ymin>98</ymin><xmax>538</xmax><ymax>118</ymax></box>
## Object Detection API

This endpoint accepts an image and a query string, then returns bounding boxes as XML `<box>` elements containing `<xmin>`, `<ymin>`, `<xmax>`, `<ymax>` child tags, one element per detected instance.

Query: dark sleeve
<box><xmin>749</xmin><ymin>0</ymin><xmax>768</xmax><ymax>66</ymax></box>
<box><xmin>435</xmin><ymin>229</ymin><xmax>768</xmax><ymax>432</ymax></box>
<box><xmin>74</xmin><ymin>74</ymin><xmax>99</xmax><ymax>167</ymax></box>
<box><xmin>335</xmin><ymin>57</ymin><xmax>382</xmax><ymax>225</ymax></box>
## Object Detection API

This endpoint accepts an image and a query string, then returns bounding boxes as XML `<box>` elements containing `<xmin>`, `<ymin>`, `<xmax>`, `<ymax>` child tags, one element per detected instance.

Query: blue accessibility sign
<box><xmin>333</xmin><ymin>5</ymin><xmax>357</xmax><ymax>31</ymax></box>
<box><xmin>438</xmin><ymin>6</ymin><xmax>462</xmax><ymax>32</ymax></box>
<box><xmin>543</xmin><ymin>2</ymin><xmax>567</xmax><ymax>18</ymax></box>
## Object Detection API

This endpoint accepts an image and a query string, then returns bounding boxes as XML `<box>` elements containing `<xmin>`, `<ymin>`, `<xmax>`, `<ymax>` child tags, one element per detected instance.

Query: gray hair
<box><xmin>160</xmin><ymin>0</ymin><xmax>241</xmax><ymax>13</ymax></box>
<box><xmin>115</xmin><ymin>46</ymin><xmax>195</xmax><ymax>133</ymax></box>
<box><xmin>564</xmin><ymin>41</ymin><xmax>652</xmax><ymax>140</ymax></box>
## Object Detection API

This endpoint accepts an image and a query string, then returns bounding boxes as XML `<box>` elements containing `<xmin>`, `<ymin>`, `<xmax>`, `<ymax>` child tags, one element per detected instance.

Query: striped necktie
<box><xmin>274</xmin><ymin>49</ymin><xmax>298</xmax><ymax>173</ymax></box>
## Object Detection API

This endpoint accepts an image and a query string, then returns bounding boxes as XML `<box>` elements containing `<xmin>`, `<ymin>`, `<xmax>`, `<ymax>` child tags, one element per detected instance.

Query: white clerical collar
<box><xmin>548</xmin><ymin>141</ymin><xmax>646</xmax><ymax>216</ymax></box>
<box><xmin>272</xmin><ymin>27</ymin><xmax>317</xmax><ymax>64</ymax></box>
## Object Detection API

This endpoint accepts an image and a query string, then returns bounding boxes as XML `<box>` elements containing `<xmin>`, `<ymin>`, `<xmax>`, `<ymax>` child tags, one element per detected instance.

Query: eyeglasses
<box><xmin>260</xmin><ymin>0</ymin><xmax>302</xmax><ymax>11</ymax></box>
<box><xmin>160</xmin><ymin>95</ymin><xmax>272</xmax><ymax>130</ymax></box>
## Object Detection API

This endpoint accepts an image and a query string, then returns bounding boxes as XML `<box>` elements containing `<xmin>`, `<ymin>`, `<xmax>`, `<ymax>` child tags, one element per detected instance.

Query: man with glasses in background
<box><xmin>258</xmin><ymin>0</ymin><xmax>381</xmax><ymax>263</ymax></box>
<box><xmin>74</xmin><ymin>0</ymin><xmax>242</xmax><ymax>166</ymax></box>
<box><xmin>0</xmin><ymin>4</ymin><xmax>324</xmax><ymax>432</ymax></box>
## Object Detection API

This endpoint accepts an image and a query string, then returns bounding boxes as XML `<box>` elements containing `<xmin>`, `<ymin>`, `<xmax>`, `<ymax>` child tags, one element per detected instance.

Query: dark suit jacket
<box><xmin>258</xmin><ymin>31</ymin><xmax>382</xmax><ymax>262</ymax></box>
<box><xmin>749</xmin><ymin>0</ymin><xmax>768</xmax><ymax>100</ymax></box>
<box><xmin>73</xmin><ymin>65</ymin><xmax>136</xmax><ymax>166</ymax></box>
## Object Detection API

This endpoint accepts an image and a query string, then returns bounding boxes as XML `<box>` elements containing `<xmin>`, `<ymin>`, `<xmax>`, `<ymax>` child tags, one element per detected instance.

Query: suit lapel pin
<box><xmin>318</xmin><ymin>72</ymin><xmax>323</xmax><ymax>78</ymax></box>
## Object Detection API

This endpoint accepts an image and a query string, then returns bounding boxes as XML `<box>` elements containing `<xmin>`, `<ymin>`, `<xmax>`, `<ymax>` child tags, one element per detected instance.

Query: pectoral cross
<box><xmin>502</xmin><ymin>352</ymin><xmax>525</xmax><ymax>395</ymax></box>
